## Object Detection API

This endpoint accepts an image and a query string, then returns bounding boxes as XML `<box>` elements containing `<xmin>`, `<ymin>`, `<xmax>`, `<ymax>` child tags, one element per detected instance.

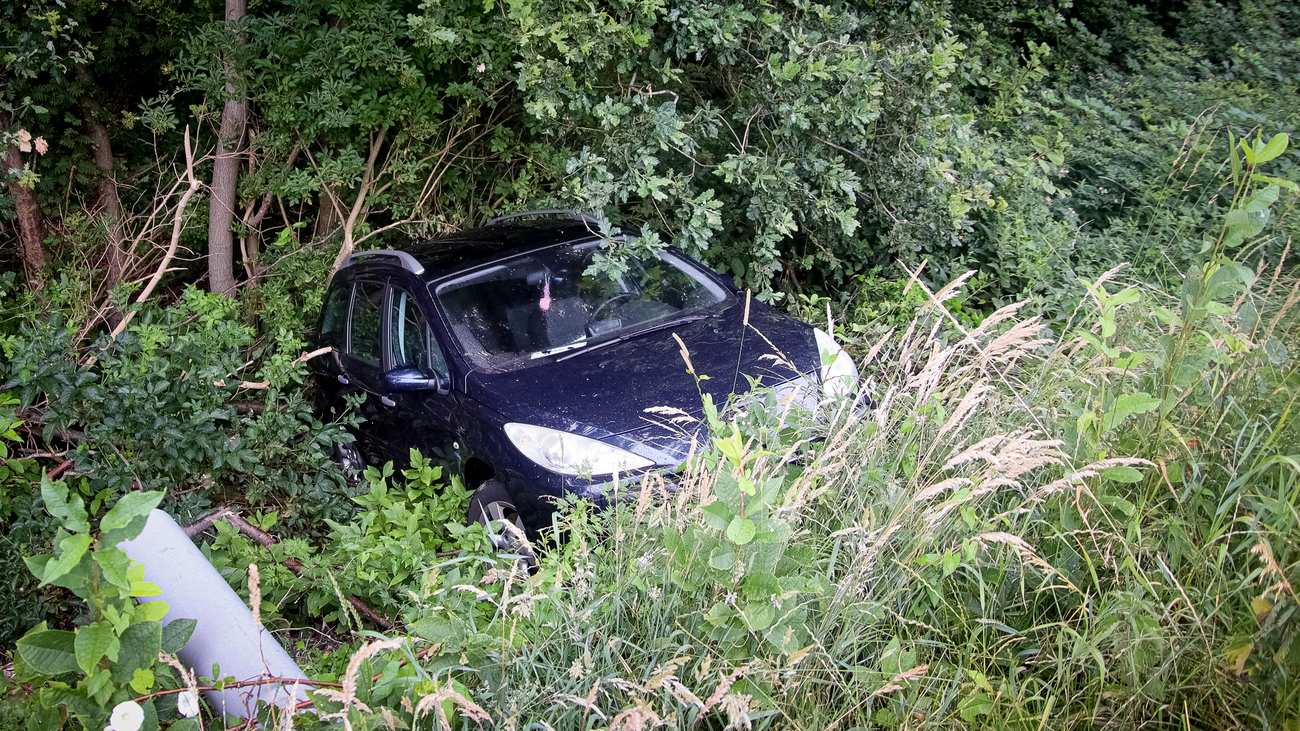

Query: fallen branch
<box><xmin>110</xmin><ymin>126</ymin><xmax>202</xmax><ymax>340</ymax></box>
<box><xmin>218</xmin><ymin>346</ymin><xmax>334</xmax><ymax>391</ymax></box>
<box><xmin>185</xmin><ymin>506</ymin><xmax>396</xmax><ymax>631</ymax></box>
<box><xmin>48</xmin><ymin>459</ymin><xmax>74</xmax><ymax>480</ymax></box>
<box><xmin>132</xmin><ymin>674</ymin><xmax>341</xmax><ymax>704</ymax></box>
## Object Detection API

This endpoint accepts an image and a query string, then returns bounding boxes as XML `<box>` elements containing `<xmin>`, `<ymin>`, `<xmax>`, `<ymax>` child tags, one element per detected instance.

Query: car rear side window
<box><xmin>320</xmin><ymin>282</ymin><xmax>351</xmax><ymax>350</ymax></box>
<box><xmin>349</xmin><ymin>281</ymin><xmax>385</xmax><ymax>365</ymax></box>
<box><xmin>390</xmin><ymin>289</ymin><xmax>448</xmax><ymax>377</ymax></box>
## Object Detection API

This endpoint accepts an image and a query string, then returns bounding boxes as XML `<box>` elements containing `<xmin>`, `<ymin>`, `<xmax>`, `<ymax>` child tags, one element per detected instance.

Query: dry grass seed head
<box><xmin>248</xmin><ymin>563</ymin><xmax>262</xmax><ymax>628</ymax></box>
<box><xmin>1251</xmin><ymin>539</ymin><xmax>1297</xmax><ymax>601</ymax></box>
<box><xmin>719</xmin><ymin>693</ymin><xmax>755</xmax><ymax>730</ymax></box>
<box><xmin>870</xmin><ymin>664</ymin><xmax>929</xmax><ymax>698</ymax></box>
<box><xmin>603</xmin><ymin>702</ymin><xmax>663</xmax><ymax>731</ymax></box>
<box><xmin>1031</xmin><ymin>457</ymin><xmax>1153</xmax><ymax>501</ymax></box>
<box><xmin>413</xmin><ymin>682</ymin><xmax>491</xmax><ymax>731</ymax></box>
<box><xmin>317</xmin><ymin>637</ymin><xmax>404</xmax><ymax>729</ymax></box>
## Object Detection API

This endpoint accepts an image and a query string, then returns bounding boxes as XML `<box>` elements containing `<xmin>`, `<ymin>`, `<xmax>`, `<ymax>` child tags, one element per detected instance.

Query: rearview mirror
<box><xmin>383</xmin><ymin>367</ymin><xmax>448</xmax><ymax>395</ymax></box>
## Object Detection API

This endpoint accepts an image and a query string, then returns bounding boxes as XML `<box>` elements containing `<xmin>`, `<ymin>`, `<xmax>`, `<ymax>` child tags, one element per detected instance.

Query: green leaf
<box><xmin>1102</xmin><ymin>392</ymin><xmax>1160</xmax><ymax>432</ymax></box>
<box><xmin>95</xmin><ymin>546</ymin><xmax>133</xmax><ymax>591</ymax></box>
<box><xmin>130</xmin><ymin>668</ymin><xmax>155</xmax><ymax>693</ymax></box>
<box><xmin>1256</xmin><ymin>132</ymin><xmax>1288</xmax><ymax>164</ymax></box>
<box><xmin>1101</xmin><ymin>465</ymin><xmax>1144</xmax><ymax>483</ymax></box>
<box><xmin>100</xmin><ymin>491</ymin><xmax>164</xmax><ymax>541</ymax></box>
<box><xmin>41</xmin><ymin>475</ymin><xmax>89</xmax><ymax>533</ymax></box>
<box><xmin>16</xmin><ymin>629</ymin><xmax>79</xmax><ymax>676</ymax></box>
<box><xmin>75</xmin><ymin>622</ymin><xmax>119</xmax><ymax>674</ymax></box>
<box><xmin>741</xmin><ymin>601</ymin><xmax>775</xmax><ymax>631</ymax></box>
<box><xmin>137</xmin><ymin>601</ymin><xmax>170</xmax><ymax>622</ymax></box>
<box><xmin>700</xmin><ymin>500</ymin><xmax>732</xmax><ymax>531</ymax></box>
<box><xmin>1100</xmin><ymin>494</ymin><xmax>1137</xmax><ymax>517</ymax></box>
<box><xmin>941</xmin><ymin>551</ymin><xmax>960</xmax><ymax>577</ymax></box>
<box><xmin>708</xmin><ymin>544</ymin><xmax>735</xmax><ymax>571</ymax></box>
<box><xmin>161</xmin><ymin>618</ymin><xmax>197</xmax><ymax>654</ymax></box>
<box><xmin>1244</xmin><ymin>184</ymin><xmax>1280</xmax><ymax>212</ymax></box>
<box><xmin>114</xmin><ymin>621</ymin><xmax>162</xmax><ymax>683</ymax></box>
<box><xmin>1251</xmin><ymin>173</ymin><xmax>1300</xmax><ymax>193</ymax></box>
<box><xmin>726</xmin><ymin>516</ymin><xmax>757</xmax><ymax>546</ymax></box>
<box><xmin>959</xmin><ymin>690</ymin><xmax>994</xmax><ymax>722</ymax></box>
<box><xmin>1222</xmin><ymin>207</ymin><xmax>1268</xmax><ymax>248</ymax></box>
<box><xmin>41</xmin><ymin>534</ymin><xmax>92</xmax><ymax>586</ymax></box>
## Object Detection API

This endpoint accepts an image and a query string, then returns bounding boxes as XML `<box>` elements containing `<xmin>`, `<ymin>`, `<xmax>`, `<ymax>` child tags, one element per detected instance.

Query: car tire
<box><xmin>467</xmin><ymin>480</ymin><xmax>535</xmax><ymax>566</ymax></box>
<box><xmin>331</xmin><ymin>440</ymin><xmax>365</xmax><ymax>488</ymax></box>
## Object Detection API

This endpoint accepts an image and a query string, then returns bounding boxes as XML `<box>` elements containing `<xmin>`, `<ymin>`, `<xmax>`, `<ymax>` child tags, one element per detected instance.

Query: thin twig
<box><xmin>110</xmin><ymin>127</ymin><xmax>203</xmax><ymax>339</ymax></box>
<box><xmin>184</xmin><ymin>506</ymin><xmax>397</xmax><ymax>631</ymax></box>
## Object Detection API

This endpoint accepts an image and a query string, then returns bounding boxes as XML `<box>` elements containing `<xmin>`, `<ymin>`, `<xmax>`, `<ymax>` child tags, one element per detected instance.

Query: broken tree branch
<box><xmin>110</xmin><ymin>127</ymin><xmax>202</xmax><ymax>339</ymax></box>
<box><xmin>215</xmin><ymin>346</ymin><xmax>334</xmax><ymax>391</ymax></box>
<box><xmin>329</xmin><ymin>127</ymin><xmax>388</xmax><ymax>274</ymax></box>
<box><xmin>185</xmin><ymin>506</ymin><xmax>396</xmax><ymax>631</ymax></box>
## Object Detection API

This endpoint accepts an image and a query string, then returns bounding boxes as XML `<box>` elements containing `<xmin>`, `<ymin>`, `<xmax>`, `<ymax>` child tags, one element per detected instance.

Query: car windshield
<box><xmin>436</xmin><ymin>242</ymin><xmax>730</xmax><ymax>370</ymax></box>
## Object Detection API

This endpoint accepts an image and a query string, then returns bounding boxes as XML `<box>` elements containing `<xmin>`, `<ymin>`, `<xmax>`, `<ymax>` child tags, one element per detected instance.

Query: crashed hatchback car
<box><xmin>311</xmin><ymin>211</ymin><xmax>859</xmax><ymax>546</ymax></box>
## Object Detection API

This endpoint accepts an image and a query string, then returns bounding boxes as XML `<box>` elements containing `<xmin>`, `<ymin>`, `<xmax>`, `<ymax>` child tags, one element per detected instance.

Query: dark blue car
<box><xmin>311</xmin><ymin>211</ymin><xmax>858</xmax><ymax>548</ymax></box>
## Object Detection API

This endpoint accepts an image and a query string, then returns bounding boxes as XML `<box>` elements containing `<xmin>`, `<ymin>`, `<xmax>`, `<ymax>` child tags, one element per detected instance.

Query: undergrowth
<box><xmin>6</xmin><ymin>142</ymin><xmax>1287</xmax><ymax>728</ymax></box>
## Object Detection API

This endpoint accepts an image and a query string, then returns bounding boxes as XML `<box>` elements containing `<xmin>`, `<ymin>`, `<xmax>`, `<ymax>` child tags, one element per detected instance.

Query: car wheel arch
<box><xmin>462</xmin><ymin>456</ymin><xmax>496</xmax><ymax>490</ymax></box>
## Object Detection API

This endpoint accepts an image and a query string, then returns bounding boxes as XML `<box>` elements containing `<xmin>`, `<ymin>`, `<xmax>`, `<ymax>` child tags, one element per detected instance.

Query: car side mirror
<box><xmin>383</xmin><ymin>366</ymin><xmax>448</xmax><ymax>395</ymax></box>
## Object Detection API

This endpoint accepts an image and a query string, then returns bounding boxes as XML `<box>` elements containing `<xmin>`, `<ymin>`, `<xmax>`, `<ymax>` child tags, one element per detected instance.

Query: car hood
<box><xmin>464</xmin><ymin>300</ymin><xmax>818</xmax><ymax>440</ymax></box>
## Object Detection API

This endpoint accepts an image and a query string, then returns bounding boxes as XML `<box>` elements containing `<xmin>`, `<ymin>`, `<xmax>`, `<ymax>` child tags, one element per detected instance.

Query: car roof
<box><xmin>398</xmin><ymin>220</ymin><xmax>603</xmax><ymax>282</ymax></box>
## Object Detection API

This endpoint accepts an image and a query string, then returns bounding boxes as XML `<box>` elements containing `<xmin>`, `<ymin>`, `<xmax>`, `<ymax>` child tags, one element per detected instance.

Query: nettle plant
<box><xmin>1066</xmin><ymin>132</ymin><xmax>1295</xmax><ymax>466</ymax></box>
<box><xmin>660</xmin><ymin>414</ymin><xmax>825</xmax><ymax>657</ymax></box>
<box><xmin>311</xmin><ymin>451</ymin><xmax>482</xmax><ymax>621</ymax></box>
<box><xmin>14</xmin><ymin>478</ymin><xmax>197</xmax><ymax>730</ymax></box>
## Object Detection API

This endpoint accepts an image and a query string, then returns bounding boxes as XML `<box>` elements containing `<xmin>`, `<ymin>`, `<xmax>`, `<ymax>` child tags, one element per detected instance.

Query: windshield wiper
<box><xmin>554</xmin><ymin>312</ymin><xmax>711</xmax><ymax>362</ymax></box>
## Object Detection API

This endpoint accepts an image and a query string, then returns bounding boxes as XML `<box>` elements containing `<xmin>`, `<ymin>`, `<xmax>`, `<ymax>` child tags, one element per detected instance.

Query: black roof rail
<box><xmin>485</xmin><ymin>208</ymin><xmax>603</xmax><ymax>228</ymax></box>
<box><xmin>342</xmin><ymin>249</ymin><xmax>425</xmax><ymax>276</ymax></box>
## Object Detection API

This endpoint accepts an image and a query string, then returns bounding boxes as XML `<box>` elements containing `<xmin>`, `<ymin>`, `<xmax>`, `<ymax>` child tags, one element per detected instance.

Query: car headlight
<box><xmin>813</xmin><ymin>327</ymin><xmax>859</xmax><ymax>400</ymax></box>
<box><xmin>504</xmin><ymin>423</ymin><xmax>654</xmax><ymax>476</ymax></box>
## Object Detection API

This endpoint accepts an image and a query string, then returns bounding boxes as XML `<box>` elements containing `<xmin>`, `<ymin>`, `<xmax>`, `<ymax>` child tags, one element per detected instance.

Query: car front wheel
<box><xmin>467</xmin><ymin>480</ymin><xmax>533</xmax><ymax>563</ymax></box>
<box><xmin>332</xmin><ymin>440</ymin><xmax>365</xmax><ymax>487</ymax></box>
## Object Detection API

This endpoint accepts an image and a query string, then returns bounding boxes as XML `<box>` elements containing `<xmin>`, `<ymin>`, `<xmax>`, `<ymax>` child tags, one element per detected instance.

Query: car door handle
<box><xmin>337</xmin><ymin>374</ymin><xmax>350</xmax><ymax>385</ymax></box>
<box><xmin>380</xmin><ymin>396</ymin><xmax>396</xmax><ymax>408</ymax></box>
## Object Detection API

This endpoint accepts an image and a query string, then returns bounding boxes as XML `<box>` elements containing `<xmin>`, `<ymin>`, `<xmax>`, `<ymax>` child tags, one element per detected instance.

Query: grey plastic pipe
<box><xmin>119</xmin><ymin>509</ymin><xmax>310</xmax><ymax>720</ymax></box>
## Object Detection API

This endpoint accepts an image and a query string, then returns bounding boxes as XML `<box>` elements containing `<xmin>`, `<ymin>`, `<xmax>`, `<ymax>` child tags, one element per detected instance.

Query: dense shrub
<box><xmin>3</xmin><ymin>286</ymin><xmax>356</xmax><ymax>530</ymax></box>
<box><xmin>2</xmin><ymin>0</ymin><xmax>1299</xmax><ymax>728</ymax></box>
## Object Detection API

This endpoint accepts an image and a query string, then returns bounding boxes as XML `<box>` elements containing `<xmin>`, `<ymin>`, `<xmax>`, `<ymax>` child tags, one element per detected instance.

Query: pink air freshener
<box><xmin>539</xmin><ymin>274</ymin><xmax>552</xmax><ymax>312</ymax></box>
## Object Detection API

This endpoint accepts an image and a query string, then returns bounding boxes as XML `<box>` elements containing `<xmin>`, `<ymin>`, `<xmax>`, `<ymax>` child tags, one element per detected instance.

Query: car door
<box><xmin>373</xmin><ymin>279</ymin><xmax>462</xmax><ymax>469</ymax></box>
<box><xmin>312</xmin><ymin>277</ymin><xmax>355</xmax><ymax>414</ymax></box>
<box><xmin>340</xmin><ymin>277</ymin><xmax>391</xmax><ymax>467</ymax></box>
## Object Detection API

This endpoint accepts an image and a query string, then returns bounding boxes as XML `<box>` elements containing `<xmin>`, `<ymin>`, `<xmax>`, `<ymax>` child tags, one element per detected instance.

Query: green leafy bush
<box><xmin>3</xmin><ymin>287</ymin><xmax>356</xmax><ymax>529</ymax></box>
<box><xmin>13</xmin><ymin>481</ymin><xmax>197</xmax><ymax>730</ymax></box>
<box><xmin>204</xmin><ymin>450</ymin><xmax>485</xmax><ymax>628</ymax></box>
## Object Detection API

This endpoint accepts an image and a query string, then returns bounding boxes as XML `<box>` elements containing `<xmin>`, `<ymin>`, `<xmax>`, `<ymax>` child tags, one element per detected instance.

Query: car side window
<box><xmin>320</xmin><ymin>282</ymin><xmax>352</xmax><ymax>350</ymax></box>
<box><xmin>389</xmin><ymin>288</ymin><xmax>448</xmax><ymax>377</ymax></box>
<box><xmin>349</xmin><ymin>280</ymin><xmax>386</xmax><ymax>366</ymax></box>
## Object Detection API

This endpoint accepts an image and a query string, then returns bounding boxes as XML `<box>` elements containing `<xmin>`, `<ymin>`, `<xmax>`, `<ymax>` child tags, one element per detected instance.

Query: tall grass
<box><xmin>320</xmin><ymin>244</ymin><xmax>1295</xmax><ymax>730</ymax></box>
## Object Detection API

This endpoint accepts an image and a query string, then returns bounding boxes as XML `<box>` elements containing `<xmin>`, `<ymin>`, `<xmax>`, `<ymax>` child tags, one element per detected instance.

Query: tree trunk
<box><xmin>313</xmin><ymin>187</ymin><xmax>341</xmax><ymax>242</ymax></box>
<box><xmin>206</xmin><ymin>0</ymin><xmax>248</xmax><ymax>297</ymax></box>
<box><xmin>84</xmin><ymin>99</ymin><xmax>126</xmax><ymax>289</ymax></box>
<box><xmin>2</xmin><ymin>112</ymin><xmax>48</xmax><ymax>290</ymax></box>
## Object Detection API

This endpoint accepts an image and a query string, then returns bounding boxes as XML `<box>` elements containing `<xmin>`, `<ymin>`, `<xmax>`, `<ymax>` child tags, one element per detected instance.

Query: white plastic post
<box><xmin>118</xmin><ymin>509</ymin><xmax>310</xmax><ymax>720</ymax></box>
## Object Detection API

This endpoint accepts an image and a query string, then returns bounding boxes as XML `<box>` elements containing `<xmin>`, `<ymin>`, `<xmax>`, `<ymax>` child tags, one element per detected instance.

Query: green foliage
<box><xmin>3</xmin><ymin>1</ymin><xmax>1300</xmax><ymax>728</ymax></box>
<box><xmin>790</xmin><ymin>268</ymin><xmax>984</xmax><ymax>346</ymax></box>
<box><xmin>3</xmin><ymin>286</ymin><xmax>357</xmax><ymax>528</ymax></box>
<box><xmin>0</xmin><ymin>393</ymin><xmax>49</xmax><ymax>647</ymax></box>
<box><xmin>13</xmin><ymin>480</ymin><xmax>197</xmax><ymax>729</ymax></box>
<box><xmin>657</xmin><ymin>423</ymin><xmax>822</xmax><ymax>657</ymax></box>
<box><xmin>309</xmin><ymin>451</ymin><xmax>481</xmax><ymax>620</ymax></box>
<box><xmin>204</xmin><ymin>450</ymin><xmax>484</xmax><ymax>627</ymax></box>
